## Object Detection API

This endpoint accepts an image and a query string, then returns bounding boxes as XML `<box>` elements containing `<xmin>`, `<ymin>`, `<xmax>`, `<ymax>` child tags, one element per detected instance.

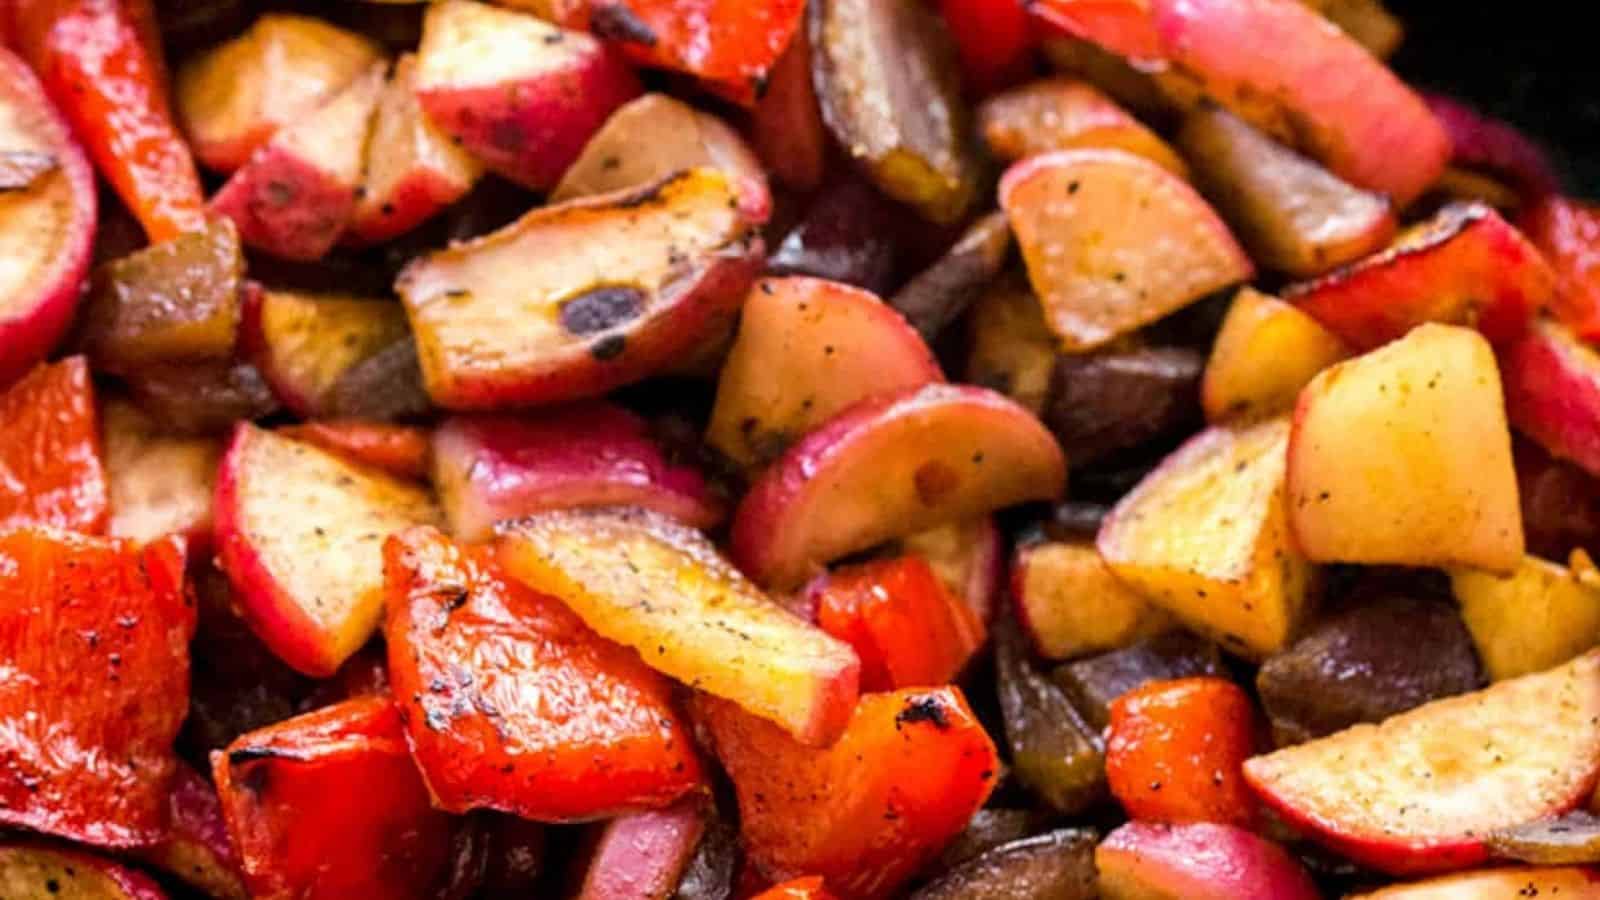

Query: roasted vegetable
<box><xmin>0</xmin><ymin>845</ymin><xmax>169</xmax><ymax>900</ymax></box>
<box><xmin>1051</xmin><ymin>630</ymin><xmax>1226</xmax><ymax>733</ymax></box>
<box><xmin>979</xmin><ymin>78</ymin><xmax>1186</xmax><ymax>175</ymax></box>
<box><xmin>1106</xmin><ymin>677</ymin><xmax>1259</xmax><ymax>827</ymax></box>
<box><xmin>1096</xmin><ymin>822</ymin><xmax>1320</xmax><ymax>900</ymax></box>
<box><xmin>1451</xmin><ymin>552</ymin><xmax>1600</xmax><ymax>682</ymax></box>
<box><xmin>1012</xmin><ymin>538</ymin><xmax>1170</xmax><ymax>661</ymax></box>
<box><xmin>765</xmin><ymin>178</ymin><xmax>902</xmax><ymax>296</ymax></box>
<box><xmin>1042</xmin><ymin>346</ymin><xmax>1204</xmax><ymax>464</ymax></box>
<box><xmin>102</xmin><ymin>397</ymin><xmax>220</xmax><ymax>546</ymax></box>
<box><xmin>889</xmin><ymin>213</ymin><xmax>1012</xmax><ymax>343</ymax></box>
<box><xmin>994</xmin><ymin>622</ymin><xmax>1106</xmax><ymax>815</ymax></box>
<box><xmin>0</xmin><ymin>357</ymin><xmax>107</xmax><ymax>533</ymax></box>
<box><xmin>911</xmin><ymin>830</ymin><xmax>1098</xmax><ymax>900</ymax></box>
<box><xmin>1201</xmin><ymin>288</ymin><xmax>1350</xmax><ymax>423</ymax></box>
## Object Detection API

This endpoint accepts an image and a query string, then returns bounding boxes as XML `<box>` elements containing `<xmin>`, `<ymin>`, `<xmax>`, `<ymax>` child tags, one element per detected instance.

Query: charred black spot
<box><xmin>590</xmin><ymin>2</ymin><xmax>658</xmax><ymax>46</ymax></box>
<box><xmin>591</xmin><ymin>334</ymin><xmax>628</xmax><ymax>361</ymax></box>
<box><xmin>896</xmin><ymin>696</ymin><xmax>951</xmax><ymax>730</ymax></box>
<box><xmin>562</xmin><ymin>286</ymin><xmax>644</xmax><ymax>336</ymax></box>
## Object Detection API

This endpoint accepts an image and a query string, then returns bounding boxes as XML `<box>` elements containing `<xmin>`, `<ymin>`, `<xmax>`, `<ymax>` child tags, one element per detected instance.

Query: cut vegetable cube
<box><xmin>963</xmin><ymin>274</ymin><xmax>1057</xmax><ymax>414</ymax></box>
<box><xmin>248</xmin><ymin>288</ymin><xmax>423</xmax><ymax>420</ymax></box>
<box><xmin>994</xmin><ymin>623</ymin><xmax>1107</xmax><ymax>815</ymax></box>
<box><xmin>572</xmin><ymin>800</ymin><xmax>708</xmax><ymax>900</ymax></box>
<box><xmin>1452</xmin><ymin>552</ymin><xmax>1600</xmax><ymax>682</ymax></box>
<box><xmin>1095</xmin><ymin>821</ymin><xmax>1321</xmax><ymax>900</ymax></box>
<box><xmin>1348</xmin><ymin>867</ymin><xmax>1600</xmax><ymax>899</ymax></box>
<box><xmin>1201</xmin><ymin>288</ymin><xmax>1351</xmax><ymax>423</ymax></box>
<box><xmin>0</xmin><ymin>845</ymin><xmax>169</xmax><ymax>900</ymax></box>
<box><xmin>1106</xmin><ymin>677</ymin><xmax>1259</xmax><ymax>828</ymax></box>
<box><xmin>1012</xmin><ymin>539</ymin><xmax>1170</xmax><ymax>661</ymax></box>
<box><xmin>1503</xmin><ymin>317</ymin><xmax>1600</xmax><ymax>480</ymax></box>
<box><xmin>898</xmin><ymin>516</ymin><xmax>1003</xmax><ymax>624</ymax></box>
<box><xmin>979</xmin><ymin>78</ymin><xmax>1187</xmax><ymax>176</ymax></box>
<box><xmin>102</xmin><ymin>398</ymin><xmax>221</xmax><ymax>547</ymax></box>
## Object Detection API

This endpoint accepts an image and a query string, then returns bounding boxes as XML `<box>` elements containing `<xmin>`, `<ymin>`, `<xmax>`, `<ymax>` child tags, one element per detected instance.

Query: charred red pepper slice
<box><xmin>1105</xmin><ymin>676</ymin><xmax>1260</xmax><ymax>828</ymax></box>
<box><xmin>0</xmin><ymin>356</ymin><xmax>108</xmax><ymax>534</ymax></box>
<box><xmin>0</xmin><ymin>527</ymin><xmax>192</xmax><ymax>847</ymax></box>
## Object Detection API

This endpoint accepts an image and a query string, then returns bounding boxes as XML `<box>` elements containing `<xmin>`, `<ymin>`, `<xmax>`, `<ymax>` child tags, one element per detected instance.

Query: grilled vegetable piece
<box><xmin>214</xmin><ymin>698</ymin><xmax>455</xmax><ymax>900</ymax></box>
<box><xmin>1095</xmin><ymin>821</ymin><xmax>1321</xmax><ymax>900</ymax></box>
<box><xmin>433</xmin><ymin>405</ymin><xmax>720</xmax><ymax>542</ymax></box>
<box><xmin>383</xmin><ymin>527</ymin><xmax>703</xmax><ymax>820</ymax></box>
<box><xmin>890</xmin><ymin>213</ymin><xmax>1012</xmax><ymax>343</ymax></box>
<box><xmin>748</xmin><ymin>23</ymin><xmax>826</xmax><ymax>192</ymax></box>
<box><xmin>1452</xmin><ymin>552</ymin><xmax>1600</xmax><ymax>682</ymax></box>
<box><xmin>911</xmin><ymin>830</ymin><xmax>1098</xmax><ymax>900</ymax></box>
<box><xmin>0</xmin><ymin>46</ymin><xmax>97</xmax><ymax>388</ymax></box>
<box><xmin>1520</xmin><ymin>195</ymin><xmax>1600</xmax><ymax>340</ymax></box>
<box><xmin>809</xmin><ymin>0</ymin><xmax>978</xmax><ymax>224</ymax></box>
<box><xmin>1201</xmin><ymin>288</ymin><xmax>1350</xmax><ymax>423</ymax></box>
<box><xmin>349</xmin><ymin>53</ymin><xmax>483</xmax><ymax>245</ymax></box>
<box><xmin>1503</xmin><ymin>318</ymin><xmax>1600</xmax><ymax>480</ymax></box>
<box><xmin>0</xmin><ymin>529</ymin><xmax>192</xmax><ymax>848</ymax></box>
<box><xmin>135</xmin><ymin>763</ymin><xmax>247</xmax><ymax>900</ymax></box>
<box><xmin>1012</xmin><ymin>539</ymin><xmax>1170</xmax><ymax>661</ymax></box>
<box><xmin>397</xmin><ymin>168</ymin><xmax>762</xmax><ymax>409</ymax></box>
<box><xmin>123</xmin><ymin>360</ymin><xmax>279</xmax><ymax>435</ymax></box>
<box><xmin>1288</xmin><ymin>323</ymin><xmax>1523</xmax><ymax>573</ymax></box>
<box><xmin>1002</xmin><ymin>149</ymin><xmax>1253</xmax><ymax>351</ymax></box>
<box><xmin>979</xmin><ymin>78</ymin><xmax>1187</xmax><ymax>175</ymax></box>
<box><xmin>1106</xmin><ymin>677</ymin><xmax>1259</xmax><ymax>827</ymax></box>
<box><xmin>278</xmin><ymin>421</ymin><xmax>430</xmax><ymax>481</ymax></box>
<box><xmin>1052</xmin><ymin>630</ymin><xmax>1226</xmax><ymax>732</ymax></box>
<box><xmin>215</xmin><ymin>424</ymin><xmax>443</xmax><ymax>676</ymax></box>
<box><xmin>553</xmin><ymin>93</ymin><xmax>769</xmax><ymax>224</ymax></box>
<box><xmin>497</xmin><ymin>507</ymin><xmax>859</xmax><ymax>746</ymax></box>
<box><xmin>175</xmin><ymin>13</ymin><xmax>383</xmax><ymax>173</ymax></box>
<box><xmin>1179</xmin><ymin>106</ymin><xmax>1395</xmax><ymax>277</ymax></box>
<box><xmin>248</xmin><ymin>288</ymin><xmax>425</xmax><ymax>419</ymax></box>
<box><xmin>935</xmin><ymin>810</ymin><xmax>1049</xmax><ymax>872</ymax></box>
<box><xmin>81</xmin><ymin>218</ymin><xmax>243</xmax><ymax>372</ymax></box>
<box><xmin>1042</xmin><ymin>346</ymin><xmax>1204</xmax><ymax>464</ymax></box>
<box><xmin>572</xmin><ymin>800</ymin><xmax>707</xmax><ymax>900</ymax></box>
<box><xmin>1349</xmin><ymin>866</ymin><xmax>1600</xmax><ymax>899</ymax></box>
<box><xmin>706</xmin><ymin>277</ymin><xmax>942</xmax><ymax>469</ymax></box>
<box><xmin>414</xmin><ymin>0</ymin><xmax>639</xmax><ymax>190</ymax></box>
<box><xmin>1244</xmin><ymin>650</ymin><xmax>1600</xmax><ymax>876</ymax></box>
<box><xmin>732</xmin><ymin>384</ymin><xmax>1066</xmax><ymax>590</ymax></box>
<box><xmin>102</xmin><ymin>398</ymin><xmax>221</xmax><ymax>547</ymax></box>
<box><xmin>963</xmin><ymin>275</ymin><xmax>1056</xmax><ymax>413</ymax></box>
<box><xmin>210</xmin><ymin>62</ymin><xmax>386</xmax><ymax>261</ymax></box>
<box><xmin>1284</xmin><ymin>203</ymin><xmax>1555</xmax><ymax>350</ymax></box>
<box><xmin>0</xmin><ymin>845</ymin><xmax>169</xmax><ymax>900</ymax></box>
<box><xmin>696</xmin><ymin>688</ymin><xmax>998</xmax><ymax>900</ymax></box>
<box><xmin>1098</xmin><ymin>417</ymin><xmax>1317</xmax><ymax>659</ymax></box>
<box><xmin>995</xmin><ymin>623</ymin><xmax>1106</xmax><ymax>815</ymax></box>
<box><xmin>0</xmin><ymin>357</ymin><xmax>108</xmax><ymax>533</ymax></box>
<box><xmin>1256</xmin><ymin>591</ymin><xmax>1483</xmax><ymax>746</ymax></box>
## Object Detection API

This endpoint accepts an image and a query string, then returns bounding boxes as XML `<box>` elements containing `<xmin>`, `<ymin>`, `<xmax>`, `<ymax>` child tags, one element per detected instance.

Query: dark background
<box><xmin>1386</xmin><ymin>1</ymin><xmax>1600</xmax><ymax>198</ymax></box>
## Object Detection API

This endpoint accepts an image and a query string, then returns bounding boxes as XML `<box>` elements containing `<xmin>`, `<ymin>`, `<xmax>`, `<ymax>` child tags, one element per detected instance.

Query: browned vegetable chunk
<box><xmin>1051</xmin><ymin>630</ymin><xmax>1225</xmax><ymax>732</ymax></box>
<box><xmin>123</xmin><ymin>360</ymin><xmax>279</xmax><ymax>435</ymax></box>
<box><xmin>1489</xmin><ymin>810</ymin><xmax>1600</xmax><ymax>865</ymax></box>
<box><xmin>890</xmin><ymin>213</ymin><xmax>1011</xmax><ymax>342</ymax></box>
<box><xmin>1043</xmin><ymin>347</ymin><xmax>1204</xmax><ymax>464</ymax></box>
<box><xmin>911</xmin><ymin>830</ymin><xmax>1098</xmax><ymax>900</ymax></box>
<box><xmin>994</xmin><ymin>623</ymin><xmax>1105</xmax><ymax>815</ymax></box>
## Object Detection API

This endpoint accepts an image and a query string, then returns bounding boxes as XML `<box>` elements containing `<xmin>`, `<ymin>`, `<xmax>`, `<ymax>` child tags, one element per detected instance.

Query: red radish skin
<box><xmin>1503</xmin><ymin>318</ymin><xmax>1600</xmax><ymax>480</ymax></box>
<box><xmin>136</xmin><ymin>764</ymin><xmax>247</xmax><ymax>900</ymax></box>
<box><xmin>0</xmin><ymin>46</ymin><xmax>96</xmax><ymax>388</ymax></box>
<box><xmin>1424</xmin><ymin>93</ymin><xmax>1561</xmax><ymax>198</ymax></box>
<box><xmin>574</xmin><ymin>801</ymin><xmax>706</xmax><ymax>900</ymax></box>
<box><xmin>1095</xmin><ymin>821</ymin><xmax>1321</xmax><ymax>900</ymax></box>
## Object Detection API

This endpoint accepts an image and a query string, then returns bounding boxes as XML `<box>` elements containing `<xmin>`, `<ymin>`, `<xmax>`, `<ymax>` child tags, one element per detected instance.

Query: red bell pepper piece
<box><xmin>751</xmin><ymin>877</ymin><xmax>838</xmax><ymax>900</ymax></box>
<box><xmin>810</xmin><ymin>555</ymin><xmax>985</xmax><ymax>692</ymax></box>
<box><xmin>937</xmin><ymin>0</ymin><xmax>1037</xmax><ymax>96</ymax></box>
<box><xmin>0</xmin><ymin>527</ymin><xmax>192</xmax><ymax>847</ymax></box>
<box><xmin>383</xmin><ymin>526</ymin><xmax>705</xmax><ymax>821</ymax></box>
<box><xmin>697</xmin><ymin>687</ymin><xmax>999</xmax><ymax>899</ymax></box>
<box><xmin>13</xmin><ymin>0</ymin><xmax>206</xmax><ymax>241</ymax></box>
<box><xmin>0</xmin><ymin>356</ymin><xmax>108</xmax><ymax>534</ymax></box>
<box><xmin>1522</xmin><ymin>195</ymin><xmax>1600</xmax><ymax>342</ymax></box>
<box><xmin>1106</xmin><ymin>676</ymin><xmax>1260</xmax><ymax>829</ymax></box>
<box><xmin>213</xmin><ymin>696</ymin><xmax>456</xmax><ymax>900</ymax></box>
<box><xmin>278</xmin><ymin>421</ymin><xmax>433</xmax><ymax>482</ymax></box>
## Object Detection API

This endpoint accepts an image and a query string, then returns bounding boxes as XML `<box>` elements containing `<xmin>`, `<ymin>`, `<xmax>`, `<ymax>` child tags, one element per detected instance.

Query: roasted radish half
<box><xmin>1244</xmin><ymin>650</ymin><xmax>1600</xmax><ymax>875</ymax></box>
<box><xmin>1349</xmin><ymin>867</ymin><xmax>1600</xmax><ymax>899</ymax></box>
<box><xmin>1013</xmin><ymin>539</ymin><xmax>1169</xmax><ymax>661</ymax></box>
<box><xmin>1452</xmin><ymin>552</ymin><xmax>1600</xmax><ymax>683</ymax></box>
<box><xmin>1095</xmin><ymin>822</ymin><xmax>1321</xmax><ymax>900</ymax></box>
<box><xmin>431</xmin><ymin>403</ymin><xmax>722</xmax><ymax>541</ymax></box>
<box><xmin>1001</xmin><ymin>149</ymin><xmax>1252</xmax><ymax>352</ymax></box>
<box><xmin>397</xmin><ymin>168</ymin><xmax>762</xmax><ymax>409</ymax></box>
<box><xmin>248</xmin><ymin>288</ymin><xmax>425</xmax><ymax>420</ymax></box>
<box><xmin>0</xmin><ymin>46</ymin><xmax>96</xmax><ymax>388</ymax></box>
<box><xmin>978</xmin><ymin>78</ymin><xmax>1187</xmax><ymax>176</ymax></box>
<box><xmin>496</xmin><ymin>506</ymin><xmax>860</xmax><ymax>747</ymax></box>
<box><xmin>731</xmin><ymin>384</ymin><xmax>1066</xmax><ymax>590</ymax></box>
<box><xmin>706</xmin><ymin>277</ymin><xmax>943</xmax><ymax>469</ymax></box>
<box><xmin>1201</xmin><ymin>288</ymin><xmax>1351</xmax><ymax>423</ymax></box>
<box><xmin>215</xmin><ymin>424</ymin><xmax>443</xmax><ymax>677</ymax></box>
<box><xmin>102</xmin><ymin>398</ymin><xmax>222</xmax><ymax>548</ymax></box>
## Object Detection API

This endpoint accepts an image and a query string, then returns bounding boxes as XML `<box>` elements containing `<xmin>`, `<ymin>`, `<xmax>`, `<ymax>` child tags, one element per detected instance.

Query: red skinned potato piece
<box><xmin>278</xmin><ymin>421</ymin><xmax>431</xmax><ymax>482</ymax></box>
<box><xmin>433</xmin><ymin>404</ymin><xmax>721</xmax><ymax>542</ymax></box>
<box><xmin>348</xmin><ymin>53</ymin><xmax>482</xmax><ymax>246</ymax></box>
<box><xmin>572</xmin><ymin>800</ymin><xmax>707</xmax><ymax>900</ymax></box>
<box><xmin>383</xmin><ymin>527</ymin><xmax>704</xmax><ymax>820</ymax></box>
<box><xmin>697</xmin><ymin>688</ymin><xmax>999</xmax><ymax>899</ymax></box>
<box><xmin>1244</xmin><ymin>650</ymin><xmax>1600</xmax><ymax>876</ymax></box>
<box><xmin>706</xmin><ymin>277</ymin><xmax>943</xmax><ymax>469</ymax></box>
<box><xmin>553</xmin><ymin>93</ymin><xmax>769</xmax><ymax>224</ymax></box>
<box><xmin>0</xmin><ymin>845</ymin><xmax>169</xmax><ymax>900</ymax></box>
<box><xmin>176</xmin><ymin>14</ymin><xmax>383</xmax><ymax>174</ymax></box>
<box><xmin>0</xmin><ymin>529</ymin><xmax>192</xmax><ymax>848</ymax></box>
<box><xmin>210</xmin><ymin>62</ymin><xmax>386</xmax><ymax>261</ymax></box>
<box><xmin>0</xmin><ymin>45</ymin><xmax>96</xmax><ymax>388</ymax></box>
<box><xmin>733</xmin><ymin>384</ymin><xmax>1064</xmax><ymax>590</ymax></box>
<box><xmin>1424</xmin><ymin>93</ymin><xmax>1560</xmax><ymax>199</ymax></box>
<box><xmin>0</xmin><ymin>356</ymin><xmax>108</xmax><ymax>534</ymax></box>
<box><xmin>135</xmin><ymin>763</ymin><xmax>247</xmax><ymax>900</ymax></box>
<box><xmin>1286</xmin><ymin>203</ymin><xmax>1555</xmax><ymax>350</ymax></box>
<box><xmin>978</xmin><ymin>78</ymin><xmax>1187</xmax><ymax>176</ymax></box>
<box><xmin>963</xmin><ymin>275</ymin><xmax>1057</xmax><ymax>414</ymax></box>
<box><xmin>1201</xmin><ymin>288</ymin><xmax>1351</xmax><ymax>424</ymax></box>
<box><xmin>496</xmin><ymin>506</ymin><xmax>860</xmax><ymax>747</ymax></box>
<box><xmin>1349</xmin><ymin>867</ymin><xmax>1600</xmax><ymax>899</ymax></box>
<box><xmin>1001</xmin><ymin>149</ymin><xmax>1252</xmax><ymax>352</ymax></box>
<box><xmin>1012</xmin><ymin>539</ymin><xmax>1169</xmax><ymax>662</ymax></box>
<box><xmin>214</xmin><ymin>424</ymin><xmax>443</xmax><ymax>676</ymax></box>
<box><xmin>103</xmin><ymin>398</ymin><xmax>222</xmax><ymax>548</ymax></box>
<box><xmin>1504</xmin><ymin>318</ymin><xmax>1600</xmax><ymax>481</ymax></box>
<box><xmin>397</xmin><ymin>168</ymin><xmax>762</xmax><ymax>409</ymax></box>
<box><xmin>1521</xmin><ymin>195</ymin><xmax>1600</xmax><ymax>340</ymax></box>
<box><xmin>1288</xmin><ymin>324</ymin><xmax>1524</xmax><ymax>573</ymax></box>
<box><xmin>414</xmin><ymin>0</ymin><xmax>639</xmax><ymax>191</ymax></box>
<box><xmin>248</xmin><ymin>288</ymin><xmax>422</xmax><ymax>419</ymax></box>
<box><xmin>213</xmin><ymin>697</ymin><xmax>455</xmax><ymax>900</ymax></box>
<box><xmin>1094</xmin><ymin>821</ymin><xmax>1320</xmax><ymax>900</ymax></box>
<box><xmin>748</xmin><ymin>25</ymin><xmax>826</xmax><ymax>193</ymax></box>
<box><xmin>810</xmin><ymin>0</ymin><xmax>979</xmax><ymax>224</ymax></box>
<box><xmin>898</xmin><ymin>516</ymin><xmax>1003</xmax><ymax>623</ymax></box>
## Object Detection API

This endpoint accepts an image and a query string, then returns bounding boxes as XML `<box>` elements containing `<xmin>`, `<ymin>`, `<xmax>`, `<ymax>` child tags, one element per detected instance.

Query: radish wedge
<box><xmin>1243</xmin><ymin>650</ymin><xmax>1600</xmax><ymax>876</ymax></box>
<box><xmin>215</xmin><ymin>424</ymin><xmax>442</xmax><ymax>677</ymax></box>
<box><xmin>731</xmin><ymin>384</ymin><xmax>1066</xmax><ymax>590</ymax></box>
<box><xmin>1095</xmin><ymin>821</ymin><xmax>1320</xmax><ymax>900</ymax></box>
<box><xmin>1001</xmin><ymin>149</ymin><xmax>1252</xmax><ymax>352</ymax></box>
<box><xmin>496</xmin><ymin>506</ymin><xmax>860</xmax><ymax>746</ymax></box>
<box><xmin>103</xmin><ymin>398</ymin><xmax>221</xmax><ymax>548</ymax></box>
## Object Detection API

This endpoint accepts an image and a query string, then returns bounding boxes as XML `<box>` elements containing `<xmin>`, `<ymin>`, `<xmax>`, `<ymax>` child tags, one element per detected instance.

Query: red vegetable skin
<box><xmin>383</xmin><ymin>527</ymin><xmax>705</xmax><ymax>821</ymax></box>
<box><xmin>136</xmin><ymin>763</ymin><xmax>248</xmax><ymax>900</ymax></box>
<box><xmin>1503</xmin><ymin>318</ymin><xmax>1600</xmax><ymax>481</ymax></box>
<box><xmin>938</xmin><ymin>0</ymin><xmax>1036</xmax><ymax>96</ymax></box>
<box><xmin>1096</xmin><ymin>821</ymin><xmax>1321</xmax><ymax>900</ymax></box>
<box><xmin>0</xmin><ymin>528</ymin><xmax>192</xmax><ymax>848</ymax></box>
<box><xmin>811</xmin><ymin>555</ymin><xmax>985</xmax><ymax>692</ymax></box>
<box><xmin>747</xmin><ymin>24</ymin><xmax>825</xmax><ymax>192</ymax></box>
<box><xmin>1522</xmin><ymin>195</ymin><xmax>1600</xmax><ymax>341</ymax></box>
<box><xmin>0</xmin><ymin>356</ymin><xmax>108</xmax><ymax>534</ymax></box>
<box><xmin>12</xmin><ymin>0</ymin><xmax>205</xmax><ymax>241</ymax></box>
<box><xmin>213</xmin><ymin>697</ymin><xmax>455</xmax><ymax>900</ymax></box>
<box><xmin>1105</xmin><ymin>677</ymin><xmax>1259</xmax><ymax>829</ymax></box>
<box><xmin>750</xmin><ymin>877</ymin><xmax>837</xmax><ymax>900</ymax></box>
<box><xmin>573</xmin><ymin>800</ymin><xmax>706</xmax><ymax>900</ymax></box>
<box><xmin>0</xmin><ymin>844</ymin><xmax>172</xmax><ymax>900</ymax></box>
<box><xmin>697</xmin><ymin>687</ymin><xmax>999</xmax><ymax>899</ymax></box>
<box><xmin>278</xmin><ymin>421</ymin><xmax>432</xmax><ymax>482</ymax></box>
<box><xmin>1425</xmin><ymin>92</ymin><xmax>1561</xmax><ymax>198</ymax></box>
